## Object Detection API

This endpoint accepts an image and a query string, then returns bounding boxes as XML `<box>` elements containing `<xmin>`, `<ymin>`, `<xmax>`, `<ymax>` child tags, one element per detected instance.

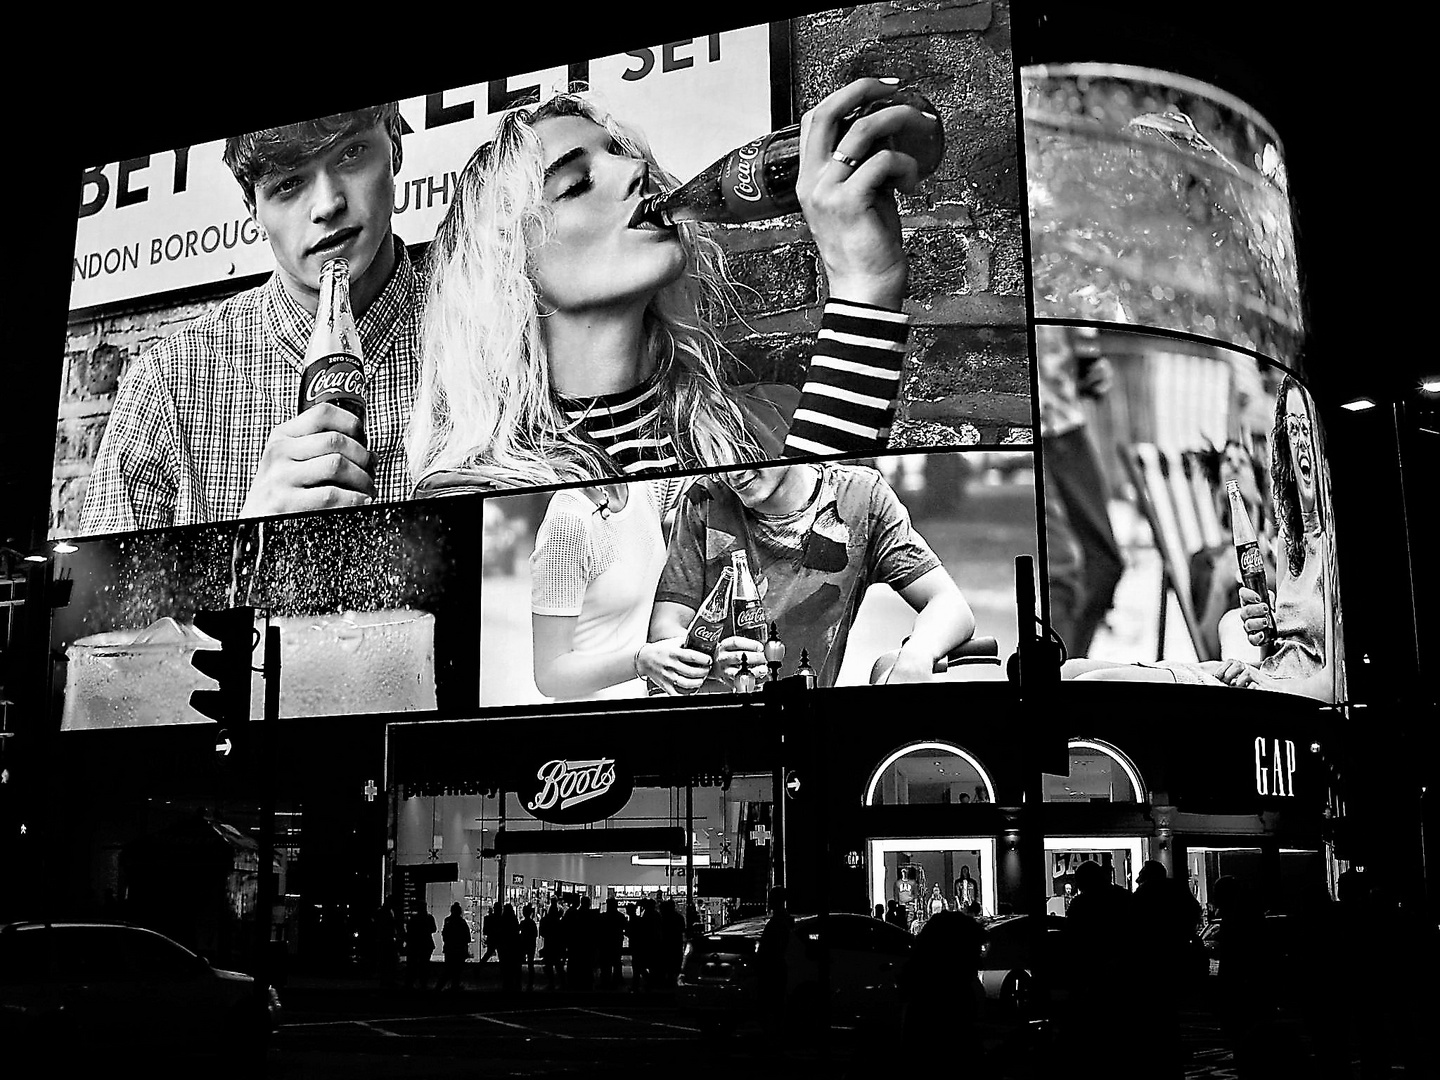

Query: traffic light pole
<box><xmin>255</xmin><ymin>625</ymin><xmax>280</xmax><ymax>993</ymax></box>
<box><xmin>1014</xmin><ymin>556</ymin><xmax>1056</xmax><ymax>920</ymax></box>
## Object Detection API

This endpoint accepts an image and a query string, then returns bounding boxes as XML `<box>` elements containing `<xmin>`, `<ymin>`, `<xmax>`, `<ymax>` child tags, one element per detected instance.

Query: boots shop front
<box><xmin>386</xmin><ymin>702</ymin><xmax>785</xmax><ymax>934</ymax></box>
<box><xmin>384</xmin><ymin>684</ymin><xmax>1334</xmax><ymax>932</ymax></box>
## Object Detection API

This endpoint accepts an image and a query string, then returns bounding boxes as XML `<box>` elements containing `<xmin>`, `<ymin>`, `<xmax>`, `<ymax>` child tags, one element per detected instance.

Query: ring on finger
<box><xmin>831</xmin><ymin>149</ymin><xmax>862</xmax><ymax>170</ymax></box>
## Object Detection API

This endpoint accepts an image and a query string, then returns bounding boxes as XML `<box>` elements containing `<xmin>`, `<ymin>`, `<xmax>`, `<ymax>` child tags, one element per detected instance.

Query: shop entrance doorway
<box><xmin>1043</xmin><ymin>837</ymin><xmax>1145</xmax><ymax>916</ymax></box>
<box><xmin>867</xmin><ymin>837</ymin><xmax>997</xmax><ymax>930</ymax></box>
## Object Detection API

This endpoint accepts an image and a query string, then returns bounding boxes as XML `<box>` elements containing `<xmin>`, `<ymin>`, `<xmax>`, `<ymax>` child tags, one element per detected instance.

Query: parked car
<box><xmin>974</xmin><ymin>913</ymin><xmax>1070</xmax><ymax>1022</ymax></box>
<box><xmin>677</xmin><ymin>912</ymin><xmax>913</xmax><ymax>1035</ymax></box>
<box><xmin>0</xmin><ymin>921</ymin><xmax>280</xmax><ymax>1059</ymax></box>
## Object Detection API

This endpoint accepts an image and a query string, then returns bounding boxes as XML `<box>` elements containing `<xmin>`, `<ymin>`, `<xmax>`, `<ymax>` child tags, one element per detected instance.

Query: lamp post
<box><xmin>764</xmin><ymin>622</ymin><xmax>785</xmax><ymax>685</ymax></box>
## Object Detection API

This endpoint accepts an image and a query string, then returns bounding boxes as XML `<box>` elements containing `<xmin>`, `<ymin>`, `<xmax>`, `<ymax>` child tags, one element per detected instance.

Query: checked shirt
<box><xmin>78</xmin><ymin>238</ymin><xmax>422</xmax><ymax>536</ymax></box>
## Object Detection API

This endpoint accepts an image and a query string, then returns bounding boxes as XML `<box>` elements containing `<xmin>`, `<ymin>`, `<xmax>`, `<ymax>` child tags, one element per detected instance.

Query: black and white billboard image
<box><xmin>478</xmin><ymin>450</ymin><xmax>1036</xmax><ymax>707</ymax></box>
<box><xmin>53</xmin><ymin>2</ymin><xmax>1030</xmax><ymax>540</ymax></box>
<box><xmin>51</xmin><ymin>501</ymin><xmax>481</xmax><ymax>729</ymax></box>
<box><xmin>1038</xmin><ymin>325</ymin><xmax>1344</xmax><ymax>704</ymax></box>
<box><xmin>1022</xmin><ymin>63</ymin><xmax>1301</xmax><ymax>368</ymax></box>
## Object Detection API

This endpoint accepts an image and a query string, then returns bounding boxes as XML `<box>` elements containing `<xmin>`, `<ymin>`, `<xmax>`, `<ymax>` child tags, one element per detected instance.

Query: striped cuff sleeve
<box><xmin>783</xmin><ymin>299</ymin><xmax>909</xmax><ymax>457</ymax></box>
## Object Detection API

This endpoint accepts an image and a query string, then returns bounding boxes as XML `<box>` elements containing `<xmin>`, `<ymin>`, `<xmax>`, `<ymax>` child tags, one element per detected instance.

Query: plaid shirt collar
<box><xmin>261</xmin><ymin>235</ymin><xmax>417</xmax><ymax>372</ymax></box>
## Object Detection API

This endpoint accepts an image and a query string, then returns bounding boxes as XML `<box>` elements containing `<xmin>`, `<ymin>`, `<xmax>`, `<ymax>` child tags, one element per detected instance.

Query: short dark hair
<box><xmin>223</xmin><ymin>102</ymin><xmax>404</xmax><ymax>210</ymax></box>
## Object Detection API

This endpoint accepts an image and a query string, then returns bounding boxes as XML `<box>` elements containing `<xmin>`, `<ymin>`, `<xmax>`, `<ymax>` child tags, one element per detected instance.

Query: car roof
<box><xmin>708</xmin><ymin>912</ymin><xmax>909</xmax><ymax>939</ymax></box>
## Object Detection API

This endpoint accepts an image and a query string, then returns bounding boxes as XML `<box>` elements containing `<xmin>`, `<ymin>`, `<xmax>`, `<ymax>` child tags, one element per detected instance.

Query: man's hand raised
<box><xmin>240</xmin><ymin>403</ymin><xmax>374</xmax><ymax>517</ymax></box>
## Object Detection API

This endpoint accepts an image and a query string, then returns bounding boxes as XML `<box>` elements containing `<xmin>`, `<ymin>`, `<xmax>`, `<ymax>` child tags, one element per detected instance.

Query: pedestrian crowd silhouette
<box><xmin>377</xmin><ymin>892</ymin><xmax>695</xmax><ymax>996</ymax></box>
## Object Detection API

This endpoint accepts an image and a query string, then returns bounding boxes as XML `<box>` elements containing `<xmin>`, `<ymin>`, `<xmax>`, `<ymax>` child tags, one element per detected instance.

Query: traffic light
<box><xmin>1007</xmin><ymin>556</ymin><xmax>1068</xmax><ymax>776</ymax></box>
<box><xmin>189</xmin><ymin>606</ymin><xmax>256</xmax><ymax>726</ymax></box>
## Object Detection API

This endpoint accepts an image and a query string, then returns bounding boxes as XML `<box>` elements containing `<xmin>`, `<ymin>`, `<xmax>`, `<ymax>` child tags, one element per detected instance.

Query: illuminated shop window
<box><xmin>1042</xmin><ymin>739</ymin><xmax>1145</xmax><ymax>803</ymax></box>
<box><xmin>864</xmin><ymin>742</ymin><xmax>996</xmax><ymax>806</ymax></box>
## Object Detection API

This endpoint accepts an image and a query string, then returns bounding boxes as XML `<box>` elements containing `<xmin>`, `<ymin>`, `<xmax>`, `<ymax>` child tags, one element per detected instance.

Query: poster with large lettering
<box><xmin>478</xmin><ymin>450</ymin><xmax>1036</xmax><ymax>707</ymax></box>
<box><xmin>53</xmin><ymin>1</ymin><xmax>1031</xmax><ymax>540</ymax></box>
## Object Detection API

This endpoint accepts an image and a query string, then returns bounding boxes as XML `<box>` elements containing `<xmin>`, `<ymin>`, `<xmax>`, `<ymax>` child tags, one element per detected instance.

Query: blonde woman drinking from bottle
<box><xmin>407</xmin><ymin>78</ymin><xmax>930</xmax><ymax>497</ymax></box>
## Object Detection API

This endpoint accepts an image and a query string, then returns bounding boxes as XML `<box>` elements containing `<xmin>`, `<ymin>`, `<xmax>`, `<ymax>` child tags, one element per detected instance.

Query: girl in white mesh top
<box><xmin>528</xmin><ymin>476</ymin><xmax>710</xmax><ymax>700</ymax></box>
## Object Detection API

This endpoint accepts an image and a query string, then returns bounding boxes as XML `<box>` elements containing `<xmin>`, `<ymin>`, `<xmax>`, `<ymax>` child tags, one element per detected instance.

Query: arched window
<box><xmin>864</xmin><ymin>742</ymin><xmax>996</xmax><ymax>806</ymax></box>
<box><xmin>1042</xmin><ymin>739</ymin><xmax>1146</xmax><ymax>803</ymax></box>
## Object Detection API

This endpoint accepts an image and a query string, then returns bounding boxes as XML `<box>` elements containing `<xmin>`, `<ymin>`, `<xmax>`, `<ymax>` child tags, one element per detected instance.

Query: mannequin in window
<box><xmin>928</xmin><ymin>884</ymin><xmax>947</xmax><ymax>920</ymax></box>
<box><xmin>955</xmin><ymin>865</ymin><xmax>980</xmax><ymax>916</ymax></box>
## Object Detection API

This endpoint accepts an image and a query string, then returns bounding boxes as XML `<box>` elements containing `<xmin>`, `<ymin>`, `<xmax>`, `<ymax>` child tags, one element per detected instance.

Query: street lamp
<box><xmin>734</xmin><ymin>656</ymin><xmax>756</xmax><ymax>694</ymax></box>
<box><xmin>764</xmin><ymin>622</ymin><xmax>785</xmax><ymax>683</ymax></box>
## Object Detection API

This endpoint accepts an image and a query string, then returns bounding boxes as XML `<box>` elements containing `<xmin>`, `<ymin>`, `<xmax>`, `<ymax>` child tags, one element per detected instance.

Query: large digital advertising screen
<box><xmin>1038</xmin><ymin>325</ymin><xmax>1345</xmax><ymax>704</ymax></box>
<box><xmin>1020</xmin><ymin>61</ymin><xmax>1345</xmax><ymax>705</ymax></box>
<box><xmin>479</xmin><ymin>450</ymin><xmax>1036</xmax><ymax>707</ymax></box>
<box><xmin>51</xmin><ymin>501</ymin><xmax>482</xmax><ymax>729</ymax></box>
<box><xmin>46</xmin><ymin>1</ymin><xmax>1037</xmax><ymax>732</ymax></box>
<box><xmin>53</xmin><ymin>0</ymin><xmax>1031</xmax><ymax>541</ymax></box>
<box><xmin>1022</xmin><ymin>63</ymin><xmax>1301</xmax><ymax>368</ymax></box>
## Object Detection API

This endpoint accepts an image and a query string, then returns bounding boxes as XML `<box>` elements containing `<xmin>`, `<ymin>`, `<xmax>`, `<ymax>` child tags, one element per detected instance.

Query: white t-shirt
<box><xmin>530</xmin><ymin>482</ymin><xmax>668</xmax><ymax>699</ymax></box>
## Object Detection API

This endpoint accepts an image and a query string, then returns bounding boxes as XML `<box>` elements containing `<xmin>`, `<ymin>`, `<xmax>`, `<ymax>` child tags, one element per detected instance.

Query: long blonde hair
<box><xmin>407</xmin><ymin>92</ymin><xmax>760</xmax><ymax>490</ymax></box>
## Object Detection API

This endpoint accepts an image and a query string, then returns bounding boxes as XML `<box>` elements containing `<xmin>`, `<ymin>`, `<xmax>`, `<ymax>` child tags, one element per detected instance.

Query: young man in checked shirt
<box><xmin>78</xmin><ymin>103</ymin><xmax>418</xmax><ymax>535</ymax></box>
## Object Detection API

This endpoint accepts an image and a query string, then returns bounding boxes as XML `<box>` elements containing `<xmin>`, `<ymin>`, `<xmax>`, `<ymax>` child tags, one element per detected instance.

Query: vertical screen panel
<box><xmin>1038</xmin><ymin>326</ymin><xmax>1344</xmax><ymax>704</ymax></box>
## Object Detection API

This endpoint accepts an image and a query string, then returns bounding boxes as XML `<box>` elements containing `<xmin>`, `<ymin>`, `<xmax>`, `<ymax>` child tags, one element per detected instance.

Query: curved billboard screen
<box><xmin>1037</xmin><ymin>325</ymin><xmax>1344</xmax><ymax>704</ymax></box>
<box><xmin>53</xmin><ymin>1</ymin><xmax>1031</xmax><ymax>541</ymax></box>
<box><xmin>1023</xmin><ymin>63</ymin><xmax>1301</xmax><ymax>369</ymax></box>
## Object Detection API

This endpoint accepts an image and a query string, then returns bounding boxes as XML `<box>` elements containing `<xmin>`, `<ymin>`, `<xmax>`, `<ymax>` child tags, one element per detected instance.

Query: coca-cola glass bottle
<box><xmin>730</xmin><ymin>550</ymin><xmax>768</xmax><ymax>642</ymax></box>
<box><xmin>661</xmin><ymin>565</ymin><xmax>736</xmax><ymax>697</ymax></box>
<box><xmin>1227</xmin><ymin>479</ymin><xmax>1275</xmax><ymax>649</ymax></box>
<box><xmin>299</xmin><ymin>258</ymin><xmax>367</xmax><ymax>445</ymax></box>
<box><xmin>634</xmin><ymin>87</ymin><xmax>944</xmax><ymax>227</ymax></box>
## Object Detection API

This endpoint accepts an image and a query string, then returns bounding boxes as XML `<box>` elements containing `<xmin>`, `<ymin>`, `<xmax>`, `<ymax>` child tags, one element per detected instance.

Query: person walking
<box><xmin>1062</xmin><ymin>860</ymin><xmax>1137</xmax><ymax>1080</ymax></box>
<box><xmin>1207</xmin><ymin>876</ymin><xmax>1276</xmax><ymax>1079</ymax></box>
<box><xmin>1131</xmin><ymin>860</ymin><xmax>1203</xmax><ymax>1077</ymax></box>
<box><xmin>632</xmin><ymin>898</ymin><xmax>659</xmax><ymax>992</ymax></box>
<box><xmin>520</xmin><ymin>903</ymin><xmax>540</xmax><ymax>991</ymax></box>
<box><xmin>565</xmin><ymin>896</ymin><xmax>598</xmax><ymax>990</ymax></box>
<box><xmin>434</xmin><ymin>902</ymin><xmax>472</xmax><ymax>993</ymax></box>
<box><xmin>600</xmin><ymin>897</ymin><xmax>627</xmax><ymax>990</ymax></box>
<box><xmin>656</xmin><ymin>899</ymin><xmax>686</xmax><ymax>990</ymax></box>
<box><xmin>496</xmin><ymin>903</ymin><xmax>523</xmax><ymax>994</ymax></box>
<box><xmin>373</xmin><ymin>898</ymin><xmax>399</xmax><ymax>988</ymax></box>
<box><xmin>540</xmin><ymin>898</ymin><xmax>565</xmax><ymax>990</ymax></box>
<box><xmin>478</xmin><ymin>904</ymin><xmax>498</xmax><ymax>963</ymax></box>
<box><xmin>404</xmin><ymin>905</ymin><xmax>437</xmax><ymax>990</ymax></box>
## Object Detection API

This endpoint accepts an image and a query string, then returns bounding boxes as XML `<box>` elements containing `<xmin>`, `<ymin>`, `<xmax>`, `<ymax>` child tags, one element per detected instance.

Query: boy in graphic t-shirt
<box><xmin>649</xmin><ymin>461</ymin><xmax>976</xmax><ymax>691</ymax></box>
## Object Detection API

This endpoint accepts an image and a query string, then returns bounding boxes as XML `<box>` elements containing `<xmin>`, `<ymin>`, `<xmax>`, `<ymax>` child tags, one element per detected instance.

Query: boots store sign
<box><xmin>521</xmin><ymin>757</ymin><xmax>636</xmax><ymax>825</ymax></box>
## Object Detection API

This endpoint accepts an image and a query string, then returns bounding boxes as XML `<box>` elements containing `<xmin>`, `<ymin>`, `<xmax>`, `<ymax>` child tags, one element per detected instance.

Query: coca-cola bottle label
<box><xmin>734</xmin><ymin>603</ymin><xmax>767</xmax><ymax>638</ymax></box>
<box><xmin>686</xmin><ymin>620</ymin><xmax>726</xmax><ymax>655</ymax></box>
<box><xmin>299</xmin><ymin>355</ymin><xmax>366</xmax><ymax>417</ymax></box>
<box><xmin>720</xmin><ymin>131</ymin><xmax>800</xmax><ymax>222</ymax></box>
<box><xmin>1238</xmin><ymin>543</ymin><xmax>1265</xmax><ymax>577</ymax></box>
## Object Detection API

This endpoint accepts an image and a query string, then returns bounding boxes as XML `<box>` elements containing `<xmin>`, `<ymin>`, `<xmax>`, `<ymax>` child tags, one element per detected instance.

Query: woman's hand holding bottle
<box><xmin>796</xmin><ymin>78</ymin><xmax>937</xmax><ymax>310</ymax></box>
